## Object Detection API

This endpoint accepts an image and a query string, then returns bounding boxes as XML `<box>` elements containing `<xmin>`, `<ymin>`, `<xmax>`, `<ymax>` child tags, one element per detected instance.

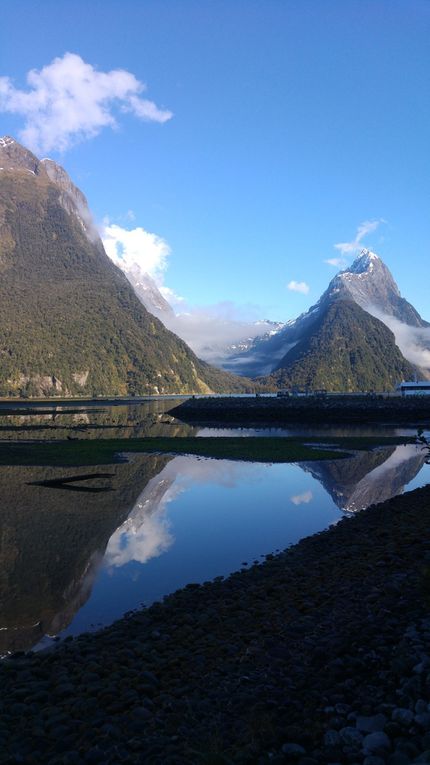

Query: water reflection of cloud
<box><xmin>104</xmin><ymin>456</ymin><xmax>264</xmax><ymax>569</ymax></box>
<box><xmin>290</xmin><ymin>490</ymin><xmax>313</xmax><ymax>505</ymax></box>
<box><xmin>104</xmin><ymin>473</ymin><xmax>182</xmax><ymax>568</ymax></box>
<box><xmin>105</xmin><ymin>506</ymin><xmax>174</xmax><ymax>568</ymax></box>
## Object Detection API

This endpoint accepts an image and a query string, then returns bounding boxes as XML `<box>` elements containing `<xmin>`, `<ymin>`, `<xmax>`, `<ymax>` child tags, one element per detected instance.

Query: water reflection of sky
<box><xmin>63</xmin><ymin>450</ymin><xmax>430</xmax><ymax>637</ymax></box>
<box><xmin>196</xmin><ymin>425</ymin><xmax>430</xmax><ymax>438</ymax></box>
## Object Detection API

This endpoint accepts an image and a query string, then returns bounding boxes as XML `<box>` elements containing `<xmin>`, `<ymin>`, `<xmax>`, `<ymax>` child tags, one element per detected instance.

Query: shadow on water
<box><xmin>0</xmin><ymin>440</ymin><xmax>428</xmax><ymax>654</ymax></box>
<box><xmin>28</xmin><ymin>473</ymin><xmax>115</xmax><ymax>493</ymax></box>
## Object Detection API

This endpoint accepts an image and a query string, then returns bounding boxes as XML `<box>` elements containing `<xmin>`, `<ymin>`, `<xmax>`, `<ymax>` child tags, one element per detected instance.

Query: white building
<box><xmin>396</xmin><ymin>381</ymin><xmax>430</xmax><ymax>396</ymax></box>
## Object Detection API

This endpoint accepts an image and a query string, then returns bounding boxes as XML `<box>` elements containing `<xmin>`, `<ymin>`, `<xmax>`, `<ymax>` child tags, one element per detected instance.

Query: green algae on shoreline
<box><xmin>0</xmin><ymin>434</ymin><xmax>416</xmax><ymax>467</ymax></box>
<box><xmin>0</xmin><ymin>436</ymin><xmax>352</xmax><ymax>466</ymax></box>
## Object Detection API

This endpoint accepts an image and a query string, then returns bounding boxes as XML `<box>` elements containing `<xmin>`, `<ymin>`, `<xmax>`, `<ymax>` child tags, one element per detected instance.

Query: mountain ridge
<box><xmin>2</xmin><ymin>136</ymin><xmax>426</xmax><ymax>395</ymax></box>
<box><xmin>0</xmin><ymin>137</ymin><xmax>256</xmax><ymax>397</ymax></box>
<box><xmin>261</xmin><ymin>299</ymin><xmax>415</xmax><ymax>392</ymax></box>
<box><xmin>221</xmin><ymin>249</ymin><xmax>429</xmax><ymax>388</ymax></box>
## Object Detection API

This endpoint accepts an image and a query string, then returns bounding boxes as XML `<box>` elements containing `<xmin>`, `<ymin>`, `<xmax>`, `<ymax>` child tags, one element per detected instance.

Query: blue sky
<box><xmin>0</xmin><ymin>0</ymin><xmax>429</xmax><ymax>322</ymax></box>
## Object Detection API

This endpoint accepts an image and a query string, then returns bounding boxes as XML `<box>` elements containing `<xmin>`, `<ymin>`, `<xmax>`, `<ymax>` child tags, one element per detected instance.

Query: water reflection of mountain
<box><xmin>0</xmin><ymin>454</ymin><xmax>171</xmax><ymax>653</ymax></box>
<box><xmin>2</xmin><ymin>443</ymin><xmax>426</xmax><ymax>653</ymax></box>
<box><xmin>301</xmin><ymin>445</ymin><xmax>425</xmax><ymax>512</ymax></box>
<box><xmin>0</xmin><ymin>401</ymin><xmax>196</xmax><ymax>440</ymax></box>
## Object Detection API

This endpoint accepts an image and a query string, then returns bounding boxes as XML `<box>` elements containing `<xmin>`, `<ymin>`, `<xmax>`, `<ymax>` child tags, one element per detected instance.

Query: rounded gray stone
<box><xmin>324</xmin><ymin>729</ymin><xmax>341</xmax><ymax>747</ymax></box>
<box><xmin>415</xmin><ymin>713</ymin><xmax>430</xmax><ymax>729</ymax></box>
<box><xmin>392</xmin><ymin>708</ymin><xmax>414</xmax><ymax>726</ymax></box>
<box><xmin>357</xmin><ymin>714</ymin><xmax>387</xmax><ymax>733</ymax></box>
<box><xmin>281</xmin><ymin>742</ymin><xmax>306</xmax><ymax>759</ymax></box>
<box><xmin>363</xmin><ymin>731</ymin><xmax>391</xmax><ymax>754</ymax></box>
<box><xmin>339</xmin><ymin>726</ymin><xmax>364</xmax><ymax>747</ymax></box>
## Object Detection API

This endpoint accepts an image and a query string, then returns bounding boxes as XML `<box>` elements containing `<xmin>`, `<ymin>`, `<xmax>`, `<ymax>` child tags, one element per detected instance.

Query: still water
<box><xmin>65</xmin><ymin>444</ymin><xmax>430</xmax><ymax>637</ymax></box>
<box><xmin>0</xmin><ymin>398</ymin><xmax>425</xmax><ymax>440</ymax></box>
<box><xmin>0</xmin><ymin>424</ymin><xmax>428</xmax><ymax>654</ymax></box>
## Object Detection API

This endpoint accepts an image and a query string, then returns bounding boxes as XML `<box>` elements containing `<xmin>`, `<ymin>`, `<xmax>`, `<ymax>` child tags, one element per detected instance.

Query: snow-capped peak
<box><xmin>326</xmin><ymin>247</ymin><xmax>405</xmax><ymax>312</ymax></box>
<box><xmin>0</xmin><ymin>136</ymin><xmax>15</xmax><ymax>148</ymax></box>
<box><xmin>346</xmin><ymin>248</ymin><xmax>380</xmax><ymax>275</ymax></box>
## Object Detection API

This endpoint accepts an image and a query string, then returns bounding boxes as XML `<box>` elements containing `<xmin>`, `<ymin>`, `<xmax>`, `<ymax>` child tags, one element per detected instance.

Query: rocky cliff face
<box><xmin>0</xmin><ymin>137</ymin><xmax>253</xmax><ymax>397</ymax></box>
<box><xmin>0</xmin><ymin>135</ymin><xmax>40</xmax><ymax>173</ymax></box>
<box><xmin>120</xmin><ymin>264</ymin><xmax>175</xmax><ymax>319</ymax></box>
<box><xmin>41</xmin><ymin>157</ymin><xmax>97</xmax><ymax>241</ymax></box>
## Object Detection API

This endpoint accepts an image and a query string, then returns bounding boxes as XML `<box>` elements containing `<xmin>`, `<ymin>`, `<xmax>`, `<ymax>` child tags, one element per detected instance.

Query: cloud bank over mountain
<box><xmin>367</xmin><ymin>307</ymin><xmax>430</xmax><ymax>371</ymax></box>
<box><xmin>101</xmin><ymin>221</ymin><xmax>284</xmax><ymax>361</ymax></box>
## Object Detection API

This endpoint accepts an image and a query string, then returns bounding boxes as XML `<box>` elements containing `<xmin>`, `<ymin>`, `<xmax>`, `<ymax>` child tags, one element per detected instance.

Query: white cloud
<box><xmin>290</xmin><ymin>490</ymin><xmax>313</xmax><ymax>506</ymax></box>
<box><xmin>102</xmin><ymin>222</ymin><xmax>171</xmax><ymax>284</ymax></box>
<box><xmin>287</xmin><ymin>280</ymin><xmax>310</xmax><ymax>295</ymax></box>
<box><xmin>105</xmin><ymin>506</ymin><xmax>174</xmax><ymax>568</ymax></box>
<box><xmin>324</xmin><ymin>257</ymin><xmax>347</xmax><ymax>268</ymax></box>
<box><xmin>333</xmin><ymin>219</ymin><xmax>385</xmax><ymax>258</ymax></box>
<box><xmin>0</xmin><ymin>52</ymin><xmax>172</xmax><ymax>154</ymax></box>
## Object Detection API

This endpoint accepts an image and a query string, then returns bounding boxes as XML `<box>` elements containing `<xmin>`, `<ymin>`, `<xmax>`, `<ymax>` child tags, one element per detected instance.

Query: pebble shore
<box><xmin>2</xmin><ymin>485</ymin><xmax>430</xmax><ymax>764</ymax></box>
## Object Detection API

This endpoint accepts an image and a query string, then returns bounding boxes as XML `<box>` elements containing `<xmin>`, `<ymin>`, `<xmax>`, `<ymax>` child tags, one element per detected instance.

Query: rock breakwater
<box><xmin>170</xmin><ymin>395</ymin><xmax>430</xmax><ymax>425</ymax></box>
<box><xmin>1</xmin><ymin>485</ymin><xmax>430</xmax><ymax>763</ymax></box>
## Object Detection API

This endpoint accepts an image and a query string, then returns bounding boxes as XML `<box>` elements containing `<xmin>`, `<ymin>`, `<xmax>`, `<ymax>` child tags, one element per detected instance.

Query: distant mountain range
<box><xmin>0</xmin><ymin>135</ymin><xmax>427</xmax><ymax>396</ymax></box>
<box><xmin>116</xmin><ymin>262</ymin><xmax>287</xmax><ymax>367</ymax></box>
<box><xmin>118</xmin><ymin>231</ymin><xmax>429</xmax><ymax>392</ymax></box>
<box><xmin>0</xmin><ymin>137</ymin><xmax>254</xmax><ymax>397</ymax></box>
<box><xmin>194</xmin><ymin>320</ymin><xmax>287</xmax><ymax>368</ymax></box>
